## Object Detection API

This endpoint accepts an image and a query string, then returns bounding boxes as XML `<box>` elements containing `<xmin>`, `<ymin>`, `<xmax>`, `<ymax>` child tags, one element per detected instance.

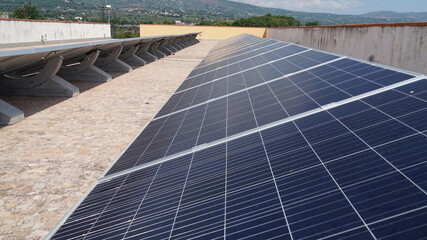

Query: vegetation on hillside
<box><xmin>12</xmin><ymin>5</ymin><xmax>40</xmax><ymax>19</ymax></box>
<box><xmin>305</xmin><ymin>21</ymin><xmax>319</xmax><ymax>26</ymax></box>
<box><xmin>111</xmin><ymin>25</ymin><xmax>140</xmax><ymax>39</ymax></box>
<box><xmin>0</xmin><ymin>0</ymin><xmax>424</xmax><ymax>25</ymax></box>
<box><xmin>199</xmin><ymin>13</ymin><xmax>301</xmax><ymax>27</ymax></box>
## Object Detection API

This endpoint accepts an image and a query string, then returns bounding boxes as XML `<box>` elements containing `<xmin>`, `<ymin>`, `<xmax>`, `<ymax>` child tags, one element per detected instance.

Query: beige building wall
<box><xmin>140</xmin><ymin>24</ymin><xmax>266</xmax><ymax>39</ymax></box>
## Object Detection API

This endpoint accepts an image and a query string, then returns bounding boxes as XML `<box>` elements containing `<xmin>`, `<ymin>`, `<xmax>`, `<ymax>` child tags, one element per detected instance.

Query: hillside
<box><xmin>360</xmin><ymin>11</ymin><xmax>427</xmax><ymax>22</ymax></box>
<box><xmin>0</xmin><ymin>0</ymin><xmax>426</xmax><ymax>25</ymax></box>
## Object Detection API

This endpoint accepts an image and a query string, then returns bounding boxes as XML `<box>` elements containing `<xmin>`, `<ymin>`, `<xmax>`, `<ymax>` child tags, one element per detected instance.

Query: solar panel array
<box><xmin>49</xmin><ymin>34</ymin><xmax>427</xmax><ymax>239</ymax></box>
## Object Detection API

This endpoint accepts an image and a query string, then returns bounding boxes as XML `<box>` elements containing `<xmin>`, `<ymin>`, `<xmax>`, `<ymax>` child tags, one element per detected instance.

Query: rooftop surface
<box><xmin>0</xmin><ymin>39</ymin><xmax>217</xmax><ymax>239</ymax></box>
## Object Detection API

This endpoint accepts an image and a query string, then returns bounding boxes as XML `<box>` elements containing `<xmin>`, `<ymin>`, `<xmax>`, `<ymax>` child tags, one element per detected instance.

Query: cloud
<box><xmin>238</xmin><ymin>0</ymin><xmax>361</xmax><ymax>13</ymax></box>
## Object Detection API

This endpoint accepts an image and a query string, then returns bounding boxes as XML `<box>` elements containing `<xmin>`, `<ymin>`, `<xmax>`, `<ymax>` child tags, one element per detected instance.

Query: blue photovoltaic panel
<box><xmin>188</xmin><ymin>41</ymin><xmax>285</xmax><ymax>78</ymax></box>
<box><xmin>156</xmin><ymin>47</ymin><xmax>320</xmax><ymax>118</ymax></box>
<box><xmin>199</xmin><ymin>35</ymin><xmax>272</xmax><ymax>57</ymax></box>
<box><xmin>49</xmin><ymin>34</ymin><xmax>426</xmax><ymax>240</ymax></box>
<box><xmin>156</xmin><ymin>56</ymin><xmax>413</xmax><ymax>119</ymax></box>
<box><xmin>52</xmin><ymin>80</ymin><xmax>427</xmax><ymax>239</ymax></box>
<box><xmin>197</xmin><ymin>38</ymin><xmax>278</xmax><ymax>67</ymax></box>
<box><xmin>106</xmin><ymin>57</ymin><xmax>415</xmax><ymax>175</ymax></box>
<box><xmin>176</xmin><ymin>44</ymin><xmax>309</xmax><ymax>94</ymax></box>
<box><xmin>190</xmin><ymin>40</ymin><xmax>287</xmax><ymax>77</ymax></box>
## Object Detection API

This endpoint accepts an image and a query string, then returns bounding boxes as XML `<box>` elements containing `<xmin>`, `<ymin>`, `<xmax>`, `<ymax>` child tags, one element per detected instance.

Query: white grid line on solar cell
<box><xmin>281</xmin><ymin>71</ymin><xmax>427</xmax><ymax>234</ymax></box>
<box><xmin>53</xmin><ymin>128</ymin><xmax>426</xmax><ymax>239</ymax></box>
<box><xmin>81</xmin><ymin>163</ymin><xmax>153</xmax><ymax>240</ymax></box>
<box><xmin>239</xmin><ymin>70</ymin><xmax>294</xmax><ymax>238</ymax></box>
<box><xmin>169</xmin><ymin>50</ymin><xmax>424</xmax><ymax>123</ymax></box>
<box><xmin>93</xmin><ymin>36</ymin><xmax>427</xmax><ymax>196</ymax></box>
<box><xmin>259</xmin><ymin>132</ymin><xmax>295</xmax><ymax>240</ymax></box>
<box><xmin>121</xmin><ymin>163</ymin><xmax>162</xmax><ymax>239</ymax></box>
<box><xmin>157</xmin><ymin>69</ymin><xmax>217</xmax><ymax>120</ymax></box>
<box><xmin>49</xmin><ymin>35</ymin><xmax>424</xmax><ymax>238</ymax></box>
<box><xmin>161</xmin><ymin>106</ymin><xmax>193</xmax><ymax>158</ymax></box>
<box><xmin>200</xmin><ymin>38</ymin><xmax>273</xmax><ymax>60</ymax></box>
<box><xmin>265</xmin><ymin>75</ymin><xmax>377</xmax><ymax>238</ymax></box>
<box><xmin>282</xmin><ymin>64</ymin><xmax>426</xmax><ymax>194</ymax></box>
<box><xmin>207</xmin><ymin>37</ymin><xmax>258</xmax><ymax>52</ymax></box>
<box><xmin>238</xmin><ymin>64</ymin><xmax>294</xmax><ymax>238</ymax></box>
<box><xmin>328</xmin><ymin>112</ymin><xmax>427</xmax><ymax>194</ymax></box>
<box><xmin>85</xmin><ymin>38</ymin><xmax>214</xmax><ymax>180</ymax></box>
<box><xmin>197</xmin><ymin>38</ymin><xmax>274</xmax><ymax>66</ymax></box>
<box><xmin>224</xmin><ymin>69</ymin><xmax>229</xmax><ymax>239</ymax></box>
<box><xmin>310</xmin><ymin>59</ymin><xmax>426</xmax><ymax>103</ymax></box>
<box><xmin>167</xmin><ymin>81</ymin><xmax>225</xmax><ymax>238</ymax></box>
<box><xmin>358</xmin><ymin>100</ymin><xmax>427</xmax><ymax>138</ymax></box>
<box><xmin>152</xmin><ymin>56</ymin><xmax>343</xmax><ymax>121</ymax></box>
<box><xmin>159</xmin><ymin>54</ymin><xmax>345</xmax><ymax>120</ymax></box>
<box><xmin>52</xmin><ymin>139</ymin><xmax>424</xmax><ymax>238</ymax></box>
<box><xmin>226</xmin><ymin>213</ymin><xmax>285</xmax><ymax>238</ymax></box>
<box><xmin>44</xmin><ymin>182</ymin><xmax>100</xmax><ymax>239</ymax></box>
<box><xmin>317</xmin><ymin>225</ymin><xmax>368</xmax><ymax>240</ymax></box>
<box><xmin>317</xmin><ymin>205</ymin><xmax>427</xmax><ymax>240</ymax></box>
<box><xmin>48</xmin><ymin>123</ymin><xmax>427</xmax><ymax>240</ymax></box>
<box><xmin>99</xmin><ymin>75</ymin><xmax>425</xmax><ymax>182</ymax></box>
<box><xmin>189</xmin><ymin>37</ymin><xmax>366</xmax><ymax>93</ymax></box>
<box><xmin>188</xmin><ymin>42</ymin><xmax>289</xmax><ymax>79</ymax></box>
<box><xmin>298</xmin><ymin>63</ymin><xmax>427</xmax><ymax>137</ymax></box>
<box><xmin>197</xmin><ymin>38</ymin><xmax>275</xmax><ymax>67</ymax></box>
<box><xmin>290</xmin><ymin>64</ymin><xmax>427</xmax><ymax>191</ymax></box>
<box><xmin>125</xmin><ymin>112</ymin><xmax>172</xmax><ymax>170</ymax></box>
<box><xmin>197</xmin><ymin>39</ymin><xmax>282</xmax><ymax>69</ymax></box>
<box><xmin>203</xmin><ymin>38</ymin><xmax>288</xmax><ymax>66</ymax></box>
<box><xmin>173</xmin><ymin>49</ymin><xmax>312</xmax><ymax>96</ymax></box>
<box><xmin>203</xmin><ymin>35</ymin><xmax>262</xmax><ymax>54</ymax></box>
<box><xmin>168</xmin><ymin>153</ymin><xmax>195</xmax><ymax>239</ymax></box>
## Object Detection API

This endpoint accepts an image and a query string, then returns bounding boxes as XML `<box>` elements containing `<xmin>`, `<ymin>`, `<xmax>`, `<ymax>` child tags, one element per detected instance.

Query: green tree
<box><xmin>13</xmin><ymin>5</ymin><xmax>40</xmax><ymax>19</ymax></box>
<box><xmin>203</xmin><ymin>13</ymin><xmax>302</xmax><ymax>27</ymax></box>
<box><xmin>231</xmin><ymin>13</ymin><xmax>301</xmax><ymax>27</ymax></box>
<box><xmin>161</xmin><ymin>20</ymin><xmax>174</xmax><ymax>25</ymax></box>
<box><xmin>211</xmin><ymin>21</ymin><xmax>232</xmax><ymax>26</ymax></box>
<box><xmin>198</xmin><ymin>20</ymin><xmax>212</xmax><ymax>26</ymax></box>
<box><xmin>305</xmin><ymin>21</ymin><xmax>319</xmax><ymax>26</ymax></box>
<box><xmin>115</xmin><ymin>30</ymin><xmax>139</xmax><ymax>39</ymax></box>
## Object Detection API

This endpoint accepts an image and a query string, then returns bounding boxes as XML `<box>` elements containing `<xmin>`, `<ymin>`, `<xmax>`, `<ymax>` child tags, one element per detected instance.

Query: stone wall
<box><xmin>0</xmin><ymin>19</ymin><xmax>111</xmax><ymax>48</ymax></box>
<box><xmin>267</xmin><ymin>22</ymin><xmax>427</xmax><ymax>75</ymax></box>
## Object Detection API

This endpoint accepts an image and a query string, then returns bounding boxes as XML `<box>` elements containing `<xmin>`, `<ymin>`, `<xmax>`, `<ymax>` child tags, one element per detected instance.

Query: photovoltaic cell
<box><xmin>107</xmin><ymin>58</ymin><xmax>416</xmax><ymax>175</ymax></box>
<box><xmin>197</xmin><ymin>38</ymin><xmax>279</xmax><ymax>67</ymax></box>
<box><xmin>190</xmin><ymin>40</ymin><xmax>288</xmax><ymax>78</ymax></box>
<box><xmin>50</xmin><ymin>34</ymin><xmax>426</xmax><ymax>240</ymax></box>
<box><xmin>156</xmin><ymin>48</ymin><xmax>334</xmax><ymax>118</ymax></box>
<box><xmin>52</xmin><ymin>81</ymin><xmax>427</xmax><ymax>238</ymax></box>
<box><xmin>176</xmin><ymin>43</ymin><xmax>309</xmax><ymax>94</ymax></box>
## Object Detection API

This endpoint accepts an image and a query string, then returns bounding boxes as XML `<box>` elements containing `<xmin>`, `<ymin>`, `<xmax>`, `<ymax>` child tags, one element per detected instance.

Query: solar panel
<box><xmin>188</xmin><ymin>41</ymin><xmax>289</xmax><ymax>78</ymax></box>
<box><xmin>48</xmin><ymin>34</ymin><xmax>427</xmax><ymax>240</ymax></box>
<box><xmin>179</xmin><ymin>44</ymin><xmax>309</xmax><ymax>94</ymax></box>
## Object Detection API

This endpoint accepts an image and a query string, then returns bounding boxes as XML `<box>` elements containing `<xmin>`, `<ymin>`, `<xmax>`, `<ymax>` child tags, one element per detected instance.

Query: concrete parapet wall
<box><xmin>0</xmin><ymin>19</ymin><xmax>111</xmax><ymax>48</ymax></box>
<box><xmin>267</xmin><ymin>22</ymin><xmax>427</xmax><ymax>75</ymax></box>
<box><xmin>140</xmin><ymin>24</ymin><xmax>266</xmax><ymax>39</ymax></box>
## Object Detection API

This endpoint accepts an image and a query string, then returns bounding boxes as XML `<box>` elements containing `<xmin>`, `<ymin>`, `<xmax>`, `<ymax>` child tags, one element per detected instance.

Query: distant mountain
<box><xmin>360</xmin><ymin>11</ymin><xmax>427</xmax><ymax>22</ymax></box>
<box><xmin>92</xmin><ymin>0</ymin><xmax>427</xmax><ymax>24</ymax></box>
<box><xmin>2</xmin><ymin>0</ymin><xmax>426</xmax><ymax>25</ymax></box>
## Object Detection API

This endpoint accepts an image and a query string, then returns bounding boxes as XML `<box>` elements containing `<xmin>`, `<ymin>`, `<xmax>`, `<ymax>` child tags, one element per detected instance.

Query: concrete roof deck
<box><xmin>0</xmin><ymin>40</ymin><xmax>218</xmax><ymax>239</ymax></box>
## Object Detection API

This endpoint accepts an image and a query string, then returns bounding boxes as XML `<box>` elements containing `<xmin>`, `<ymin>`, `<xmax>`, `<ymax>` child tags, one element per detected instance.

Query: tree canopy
<box><xmin>232</xmin><ymin>13</ymin><xmax>301</xmax><ymax>27</ymax></box>
<box><xmin>199</xmin><ymin>13</ymin><xmax>302</xmax><ymax>27</ymax></box>
<box><xmin>13</xmin><ymin>5</ymin><xmax>40</xmax><ymax>19</ymax></box>
<box><xmin>305</xmin><ymin>21</ymin><xmax>319</xmax><ymax>26</ymax></box>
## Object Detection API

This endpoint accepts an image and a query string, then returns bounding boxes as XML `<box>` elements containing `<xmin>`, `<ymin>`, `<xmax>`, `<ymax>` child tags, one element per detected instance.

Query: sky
<box><xmin>230</xmin><ymin>0</ymin><xmax>427</xmax><ymax>15</ymax></box>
